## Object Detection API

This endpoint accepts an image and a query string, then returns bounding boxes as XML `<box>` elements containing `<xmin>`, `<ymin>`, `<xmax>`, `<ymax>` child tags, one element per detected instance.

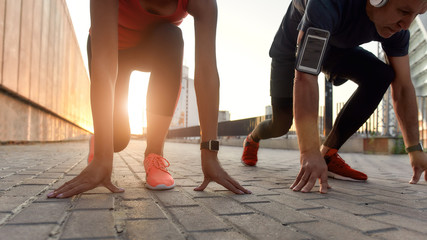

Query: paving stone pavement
<box><xmin>0</xmin><ymin>139</ymin><xmax>426</xmax><ymax>240</ymax></box>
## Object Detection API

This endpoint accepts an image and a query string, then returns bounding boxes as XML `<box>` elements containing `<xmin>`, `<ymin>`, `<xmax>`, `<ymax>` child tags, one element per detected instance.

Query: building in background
<box><xmin>170</xmin><ymin>66</ymin><xmax>199</xmax><ymax>129</ymax></box>
<box><xmin>410</xmin><ymin>14</ymin><xmax>427</xmax><ymax>96</ymax></box>
<box><xmin>218</xmin><ymin>111</ymin><xmax>230</xmax><ymax>122</ymax></box>
<box><xmin>170</xmin><ymin>66</ymin><xmax>232</xmax><ymax>129</ymax></box>
<box><xmin>409</xmin><ymin>13</ymin><xmax>427</xmax><ymax>146</ymax></box>
<box><xmin>265</xmin><ymin>105</ymin><xmax>272</xmax><ymax>116</ymax></box>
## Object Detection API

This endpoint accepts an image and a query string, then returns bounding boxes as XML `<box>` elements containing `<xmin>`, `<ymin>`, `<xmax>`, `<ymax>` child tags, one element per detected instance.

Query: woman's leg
<box><xmin>142</xmin><ymin>24</ymin><xmax>184</xmax><ymax>156</ymax></box>
<box><xmin>112</xmin><ymin>66</ymin><xmax>132</xmax><ymax>152</ymax></box>
<box><xmin>114</xmin><ymin>23</ymin><xmax>183</xmax><ymax>156</ymax></box>
<box><xmin>87</xmin><ymin>35</ymin><xmax>133</xmax><ymax>153</ymax></box>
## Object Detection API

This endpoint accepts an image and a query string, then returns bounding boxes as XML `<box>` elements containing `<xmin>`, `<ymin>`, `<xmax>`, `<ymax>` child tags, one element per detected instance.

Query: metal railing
<box><xmin>168</xmin><ymin>96</ymin><xmax>427</xmax><ymax>147</ymax></box>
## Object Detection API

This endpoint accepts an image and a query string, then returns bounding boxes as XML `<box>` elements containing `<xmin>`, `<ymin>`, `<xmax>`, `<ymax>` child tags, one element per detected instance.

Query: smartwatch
<box><xmin>200</xmin><ymin>140</ymin><xmax>219</xmax><ymax>152</ymax></box>
<box><xmin>406</xmin><ymin>143</ymin><xmax>423</xmax><ymax>153</ymax></box>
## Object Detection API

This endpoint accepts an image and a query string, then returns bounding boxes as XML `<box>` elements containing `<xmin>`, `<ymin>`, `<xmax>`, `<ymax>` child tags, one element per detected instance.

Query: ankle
<box><xmin>320</xmin><ymin>145</ymin><xmax>330</xmax><ymax>157</ymax></box>
<box><xmin>249</xmin><ymin>133</ymin><xmax>260</xmax><ymax>143</ymax></box>
<box><xmin>144</xmin><ymin>151</ymin><xmax>163</xmax><ymax>158</ymax></box>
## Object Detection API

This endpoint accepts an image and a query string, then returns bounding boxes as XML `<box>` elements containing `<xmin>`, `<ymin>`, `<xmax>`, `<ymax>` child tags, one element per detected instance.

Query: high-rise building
<box><xmin>218</xmin><ymin>111</ymin><xmax>230</xmax><ymax>122</ymax></box>
<box><xmin>410</xmin><ymin>14</ymin><xmax>427</xmax><ymax>96</ymax></box>
<box><xmin>409</xmin><ymin>14</ymin><xmax>427</xmax><ymax>144</ymax></box>
<box><xmin>170</xmin><ymin>66</ymin><xmax>199</xmax><ymax>129</ymax></box>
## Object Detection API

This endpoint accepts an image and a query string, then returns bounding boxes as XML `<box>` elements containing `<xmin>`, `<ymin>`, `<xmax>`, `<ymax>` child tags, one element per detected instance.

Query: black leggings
<box><xmin>256</xmin><ymin>46</ymin><xmax>395</xmax><ymax>149</ymax></box>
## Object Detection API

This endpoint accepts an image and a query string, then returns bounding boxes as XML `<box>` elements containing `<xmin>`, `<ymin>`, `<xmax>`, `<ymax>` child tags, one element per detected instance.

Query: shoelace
<box><xmin>328</xmin><ymin>153</ymin><xmax>349</xmax><ymax>169</ymax></box>
<box><xmin>144</xmin><ymin>154</ymin><xmax>171</xmax><ymax>173</ymax></box>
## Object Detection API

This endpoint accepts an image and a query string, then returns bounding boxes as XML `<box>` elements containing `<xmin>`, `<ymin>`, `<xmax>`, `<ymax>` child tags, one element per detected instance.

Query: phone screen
<box><xmin>300</xmin><ymin>35</ymin><xmax>326</xmax><ymax>70</ymax></box>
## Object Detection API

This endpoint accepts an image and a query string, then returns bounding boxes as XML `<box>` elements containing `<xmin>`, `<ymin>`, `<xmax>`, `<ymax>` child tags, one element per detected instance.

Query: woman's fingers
<box><xmin>194</xmin><ymin>178</ymin><xmax>210</xmax><ymax>191</ymax></box>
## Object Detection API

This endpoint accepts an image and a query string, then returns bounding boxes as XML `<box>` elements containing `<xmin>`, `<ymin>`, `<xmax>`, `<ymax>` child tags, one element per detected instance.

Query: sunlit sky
<box><xmin>66</xmin><ymin>0</ymin><xmax>368</xmax><ymax>134</ymax></box>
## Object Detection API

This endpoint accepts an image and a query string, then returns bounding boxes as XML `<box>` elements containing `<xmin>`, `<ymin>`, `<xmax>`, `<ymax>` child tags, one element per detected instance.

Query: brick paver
<box><xmin>0</xmin><ymin>140</ymin><xmax>426</xmax><ymax>239</ymax></box>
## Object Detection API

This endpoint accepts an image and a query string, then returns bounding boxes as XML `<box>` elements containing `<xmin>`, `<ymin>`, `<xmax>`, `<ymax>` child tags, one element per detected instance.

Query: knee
<box><xmin>368</xmin><ymin>63</ymin><xmax>395</xmax><ymax>90</ymax></box>
<box><xmin>276</xmin><ymin>118</ymin><xmax>293</xmax><ymax>135</ymax></box>
<box><xmin>113</xmin><ymin>114</ymin><xmax>131</xmax><ymax>152</ymax></box>
<box><xmin>113</xmin><ymin>127</ymin><xmax>130</xmax><ymax>152</ymax></box>
<box><xmin>270</xmin><ymin>115</ymin><xmax>293</xmax><ymax>136</ymax></box>
<box><xmin>114</xmin><ymin>139</ymin><xmax>130</xmax><ymax>152</ymax></box>
<box><xmin>378</xmin><ymin>64</ymin><xmax>395</xmax><ymax>86</ymax></box>
<box><xmin>152</xmin><ymin>24</ymin><xmax>183</xmax><ymax>51</ymax></box>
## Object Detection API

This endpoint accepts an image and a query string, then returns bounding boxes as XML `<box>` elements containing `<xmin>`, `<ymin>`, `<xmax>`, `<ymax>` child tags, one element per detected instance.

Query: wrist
<box><xmin>200</xmin><ymin>140</ymin><xmax>219</xmax><ymax>152</ymax></box>
<box><xmin>406</xmin><ymin>142</ymin><xmax>423</xmax><ymax>153</ymax></box>
<box><xmin>201</xmin><ymin>149</ymin><xmax>218</xmax><ymax>161</ymax></box>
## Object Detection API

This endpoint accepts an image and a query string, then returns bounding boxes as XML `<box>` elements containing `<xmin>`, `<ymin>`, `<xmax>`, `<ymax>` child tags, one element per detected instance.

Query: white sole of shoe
<box><xmin>328</xmin><ymin>171</ymin><xmax>367</xmax><ymax>182</ymax></box>
<box><xmin>241</xmin><ymin>159</ymin><xmax>257</xmax><ymax>167</ymax></box>
<box><xmin>145</xmin><ymin>182</ymin><xmax>176</xmax><ymax>190</ymax></box>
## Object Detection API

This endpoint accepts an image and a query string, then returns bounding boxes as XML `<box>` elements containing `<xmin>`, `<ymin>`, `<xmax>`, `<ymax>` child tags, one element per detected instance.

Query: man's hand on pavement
<box><xmin>409</xmin><ymin>151</ymin><xmax>427</xmax><ymax>184</ymax></box>
<box><xmin>290</xmin><ymin>151</ymin><xmax>330</xmax><ymax>193</ymax></box>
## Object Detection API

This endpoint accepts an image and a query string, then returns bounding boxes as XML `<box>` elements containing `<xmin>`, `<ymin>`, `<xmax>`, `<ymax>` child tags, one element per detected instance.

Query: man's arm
<box><xmin>290</xmin><ymin>30</ymin><xmax>329</xmax><ymax>193</ymax></box>
<box><xmin>389</xmin><ymin>55</ymin><xmax>427</xmax><ymax>183</ymax></box>
<box><xmin>187</xmin><ymin>0</ymin><xmax>250</xmax><ymax>194</ymax></box>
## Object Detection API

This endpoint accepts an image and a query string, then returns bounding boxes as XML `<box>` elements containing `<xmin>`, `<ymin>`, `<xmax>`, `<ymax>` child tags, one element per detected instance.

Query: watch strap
<box><xmin>200</xmin><ymin>140</ymin><xmax>219</xmax><ymax>151</ymax></box>
<box><xmin>406</xmin><ymin>143</ymin><xmax>423</xmax><ymax>153</ymax></box>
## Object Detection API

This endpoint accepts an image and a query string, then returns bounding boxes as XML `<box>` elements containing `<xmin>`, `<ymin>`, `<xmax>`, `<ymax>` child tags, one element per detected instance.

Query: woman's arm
<box><xmin>90</xmin><ymin>0</ymin><xmax>118</xmax><ymax>163</ymax></box>
<box><xmin>48</xmin><ymin>0</ymin><xmax>123</xmax><ymax>198</ymax></box>
<box><xmin>187</xmin><ymin>0</ymin><xmax>250</xmax><ymax>194</ymax></box>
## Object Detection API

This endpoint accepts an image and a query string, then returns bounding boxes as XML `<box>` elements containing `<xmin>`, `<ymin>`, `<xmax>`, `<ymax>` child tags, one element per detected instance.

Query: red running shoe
<box><xmin>324</xmin><ymin>149</ymin><xmax>368</xmax><ymax>181</ymax></box>
<box><xmin>241</xmin><ymin>134</ymin><xmax>259</xmax><ymax>166</ymax></box>
<box><xmin>87</xmin><ymin>135</ymin><xmax>94</xmax><ymax>164</ymax></box>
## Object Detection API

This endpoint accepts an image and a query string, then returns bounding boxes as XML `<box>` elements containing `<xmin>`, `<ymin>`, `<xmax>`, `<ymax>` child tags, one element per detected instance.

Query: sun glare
<box><xmin>128</xmin><ymin>71</ymin><xmax>150</xmax><ymax>135</ymax></box>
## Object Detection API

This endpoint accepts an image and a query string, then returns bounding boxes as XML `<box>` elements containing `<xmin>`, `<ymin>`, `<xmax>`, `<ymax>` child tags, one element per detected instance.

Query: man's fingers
<box><xmin>319</xmin><ymin>172</ymin><xmax>329</xmax><ymax>194</ymax></box>
<box><xmin>301</xmin><ymin>175</ymin><xmax>317</xmax><ymax>193</ymax></box>
<box><xmin>194</xmin><ymin>178</ymin><xmax>210</xmax><ymax>191</ymax></box>
<box><xmin>410</xmin><ymin>168</ymin><xmax>423</xmax><ymax>184</ymax></box>
<box><xmin>292</xmin><ymin>172</ymin><xmax>310</xmax><ymax>192</ymax></box>
<box><xmin>290</xmin><ymin>170</ymin><xmax>304</xmax><ymax>189</ymax></box>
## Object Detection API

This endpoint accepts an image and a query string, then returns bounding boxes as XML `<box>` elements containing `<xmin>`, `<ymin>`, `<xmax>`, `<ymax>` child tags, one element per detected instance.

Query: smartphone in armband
<box><xmin>295</xmin><ymin>27</ymin><xmax>330</xmax><ymax>75</ymax></box>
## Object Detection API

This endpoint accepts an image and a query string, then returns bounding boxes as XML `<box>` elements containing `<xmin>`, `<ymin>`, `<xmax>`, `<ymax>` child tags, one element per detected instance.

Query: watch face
<box><xmin>210</xmin><ymin>141</ymin><xmax>219</xmax><ymax>150</ymax></box>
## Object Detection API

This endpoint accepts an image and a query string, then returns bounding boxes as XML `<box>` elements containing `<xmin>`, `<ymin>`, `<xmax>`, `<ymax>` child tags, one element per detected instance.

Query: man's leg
<box><xmin>251</xmin><ymin>98</ymin><xmax>293</xmax><ymax>142</ymax></box>
<box><xmin>242</xmin><ymin>57</ymin><xmax>295</xmax><ymax>166</ymax></box>
<box><xmin>321</xmin><ymin>46</ymin><xmax>395</xmax><ymax>180</ymax></box>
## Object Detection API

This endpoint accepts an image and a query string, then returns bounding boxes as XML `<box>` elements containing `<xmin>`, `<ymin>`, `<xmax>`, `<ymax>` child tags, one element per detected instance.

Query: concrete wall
<box><xmin>0</xmin><ymin>0</ymin><xmax>92</xmax><ymax>142</ymax></box>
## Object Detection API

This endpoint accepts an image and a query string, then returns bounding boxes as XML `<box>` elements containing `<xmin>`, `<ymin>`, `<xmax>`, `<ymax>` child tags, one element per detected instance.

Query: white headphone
<box><xmin>370</xmin><ymin>0</ymin><xmax>388</xmax><ymax>7</ymax></box>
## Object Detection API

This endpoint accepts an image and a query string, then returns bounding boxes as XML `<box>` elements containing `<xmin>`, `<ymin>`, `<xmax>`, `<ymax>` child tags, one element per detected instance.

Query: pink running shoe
<box><xmin>144</xmin><ymin>153</ymin><xmax>175</xmax><ymax>190</ymax></box>
<box><xmin>241</xmin><ymin>134</ymin><xmax>259</xmax><ymax>166</ymax></box>
<box><xmin>87</xmin><ymin>135</ymin><xmax>94</xmax><ymax>164</ymax></box>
